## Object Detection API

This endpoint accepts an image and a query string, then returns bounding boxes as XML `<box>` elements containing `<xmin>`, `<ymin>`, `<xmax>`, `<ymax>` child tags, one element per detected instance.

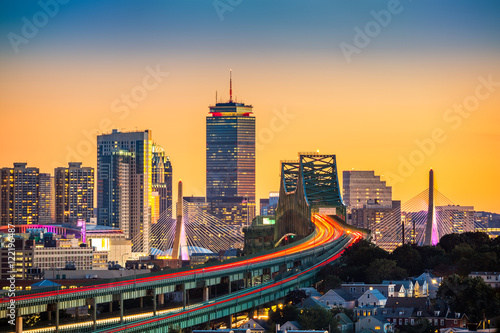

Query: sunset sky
<box><xmin>1</xmin><ymin>1</ymin><xmax>499</xmax><ymax>213</ymax></box>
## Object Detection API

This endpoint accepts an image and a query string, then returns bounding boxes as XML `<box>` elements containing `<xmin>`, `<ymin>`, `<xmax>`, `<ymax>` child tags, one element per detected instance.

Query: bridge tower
<box><xmin>275</xmin><ymin>152</ymin><xmax>345</xmax><ymax>241</ymax></box>
<box><xmin>423</xmin><ymin>169</ymin><xmax>439</xmax><ymax>246</ymax></box>
<box><xmin>172</xmin><ymin>180</ymin><xmax>189</xmax><ymax>260</ymax></box>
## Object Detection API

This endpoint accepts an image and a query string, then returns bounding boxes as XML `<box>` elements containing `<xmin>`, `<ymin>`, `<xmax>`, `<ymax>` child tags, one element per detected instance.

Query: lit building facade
<box><xmin>206</xmin><ymin>90</ymin><xmax>256</xmax><ymax>226</ymax></box>
<box><xmin>97</xmin><ymin>129</ymin><xmax>153</xmax><ymax>253</ymax></box>
<box><xmin>152</xmin><ymin>143</ymin><xmax>173</xmax><ymax>219</ymax></box>
<box><xmin>54</xmin><ymin>162</ymin><xmax>94</xmax><ymax>224</ymax></box>
<box><xmin>38</xmin><ymin>173</ymin><xmax>54</xmax><ymax>224</ymax></box>
<box><xmin>260</xmin><ymin>191</ymin><xmax>279</xmax><ymax>216</ymax></box>
<box><xmin>436</xmin><ymin>205</ymin><xmax>474</xmax><ymax>234</ymax></box>
<box><xmin>0</xmin><ymin>236</ymin><xmax>34</xmax><ymax>280</ymax></box>
<box><xmin>0</xmin><ymin>163</ymin><xmax>39</xmax><ymax>225</ymax></box>
<box><xmin>343</xmin><ymin>170</ymin><xmax>392</xmax><ymax>210</ymax></box>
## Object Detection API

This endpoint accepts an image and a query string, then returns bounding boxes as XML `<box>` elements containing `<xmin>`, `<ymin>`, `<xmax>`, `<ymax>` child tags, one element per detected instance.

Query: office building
<box><xmin>54</xmin><ymin>162</ymin><xmax>94</xmax><ymax>224</ymax></box>
<box><xmin>97</xmin><ymin>129</ymin><xmax>153</xmax><ymax>253</ymax></box>
<box><xmin>152</xmin><ymin>143</ymin><xmax>173</xmax><ymax>219</ymax></box>
<box><xmin>436</xmin><ymin>205</ymin><xmax>474</xmax><ymax>234</ymax></box>
<box><xmin>0</xmin><ymin>163</ymin><xmax>39</xmax><ymax>225</ymax></box>
<box><xmin>343</xmin><ymin>170</ymin><xmax>392</xmax><ymax>210</ymax></box>
<box><xmin>260</xmin><ymin>191</ymin><xmax>279</xmax><ymax>216</ymax></box>
<box><xmin>38</xmin><ymin>173</ymin><xmax>54</xmax><ymax>224</ymax></box>
<box><xmin>206</xmin><ymin>73</ymin><xmax>256</xmax><ymax>226</ymax></box>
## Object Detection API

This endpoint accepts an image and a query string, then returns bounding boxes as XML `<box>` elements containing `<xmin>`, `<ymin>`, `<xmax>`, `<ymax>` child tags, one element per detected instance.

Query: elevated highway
<box><xmin>4</xmin><ymin>153</ymin><xmax>369</xmax><ymax>332</ymax></box>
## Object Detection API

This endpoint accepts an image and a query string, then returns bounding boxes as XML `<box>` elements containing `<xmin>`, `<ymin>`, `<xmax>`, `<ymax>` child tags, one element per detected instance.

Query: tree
<box><xmin>391</xmin><ymin>245</ymin><xmax>422</xmax><ymax>276</ymax></box>
<box><xmin>285</xmin><ymin>289</ymin><xmax>308</xmax><ymax>305</ymax></box>
<box><xmin>438</xmin><ymin>274</ymin><xmax>500</xmax><ymax>323</ymax></box>
<box><xmin>298</xmin><ymin>306</ymin><xmax>339</xmax><ymax>333</ymax></box>
<box><xmin>366</xmin><ymin>258</ymin><xmax>407</xmax><ymax>283</ymax></box>
<box><xmin>268</xmin><ymin>304</ymin><xmax>299</xmax><ymax>326</ymax></box>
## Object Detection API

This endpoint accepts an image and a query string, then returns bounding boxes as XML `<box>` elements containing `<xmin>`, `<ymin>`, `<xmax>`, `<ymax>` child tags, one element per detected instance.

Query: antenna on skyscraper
<box><xmin>215</xmin><ymin>90</ymin><xmax>218</xmax><ymax>104</ymax></box>
<box><xmin>229</xmin><ymin>69</ymin><xmax>233</xmax><ymax>102</ymax></box>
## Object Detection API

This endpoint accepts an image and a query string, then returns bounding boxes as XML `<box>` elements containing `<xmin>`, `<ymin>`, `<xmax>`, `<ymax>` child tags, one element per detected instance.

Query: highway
<box><xmin>3</xmin><ymin>214</ymin><xmax>355</xmax><ymax>304</ymax></box>
<box><xmin>93</xmin><ymin>214</ymin><xmax>361</xmax><ymax>333</ymax></box>
<box><xmin>5</xmin><ymin>214</ymin><xmax>362</xmax><ymax>332</ymax></box>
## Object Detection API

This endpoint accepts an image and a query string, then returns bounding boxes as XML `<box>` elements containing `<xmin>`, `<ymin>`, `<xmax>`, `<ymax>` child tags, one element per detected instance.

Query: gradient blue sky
<box><xmin>1</xmin><ymin>0</ymin><xmax>500</xmax><ymax>212</ymax></box>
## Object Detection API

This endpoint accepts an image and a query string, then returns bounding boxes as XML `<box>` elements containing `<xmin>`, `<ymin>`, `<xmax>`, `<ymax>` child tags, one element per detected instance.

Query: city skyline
<box><xmin>1</xmin><ymin>1</ymin><xmax>499</xmax><ymax>213</ymax></box>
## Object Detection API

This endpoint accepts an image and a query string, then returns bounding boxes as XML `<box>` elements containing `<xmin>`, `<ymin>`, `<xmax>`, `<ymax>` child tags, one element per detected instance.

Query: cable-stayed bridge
<box><xmin>141</xmin><ymin>201</ymin><xmax>245</xmax><ymax>256</ymax></box>
<box><xmin>368</xmin><ymin>171</ymin><xmax>476</xmax><ymax>252</ymax></box>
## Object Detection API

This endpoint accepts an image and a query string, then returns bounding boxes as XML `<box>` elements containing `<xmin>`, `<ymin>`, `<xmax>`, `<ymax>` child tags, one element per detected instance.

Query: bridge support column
<box><xmin>224</xmin><ymin>314</ymin><xmax>233</xmax><ymax>329</ymax></box>
<box><xmin>55</xmin><ymin>302</ymin><xmax>60</xmax><ymax>333</ymax></box>
<box><xmin>183</xmin><ymin>285</ymin><xmax>186</xmax><ymax>309</ymax></box>
<box><xmin>120</xmin><ymin>293</ymin><xmax>124</xmax><ymax>323</ymax></box>
<box><xmin>203</xmin><ymin>286</ymin><xmax>209</xmax><ymax>302</ymax></box>
<box><xmin>109</xmin><ymin>301</ymin><xmax>113</xmax><ymax>313</ymax></box>
<box><xmin>153</xmin><ymin>289</ymin><xmax>157</xmax><ymax>316</ymax></box>
<box><xmin>228</xmin><ymin>277</ymin><xmax>232</xmax><ymax>294</ymax></box>
<box><xmin>92</xmin><ymin>298</ymin><xmax>97</xmax><ymax>330</ymax></box>
<box><xmin>75</xmin><ymin>306</ymin><xmax>79</xmax><ymax>318</ymax></box>
<box><xmin>158</xmin><ymin>293</ymin><xmax>164</xmax><ymax>306</ymax></box>
<box><xmin>15</xmin><ymin>315</ymin><xmax>22</xmax><ymax>333</ymax></box>
<box><xmin>140</xmin><ymin>297</ymin><xmax>143</xmax><ymax>308</ymax></box>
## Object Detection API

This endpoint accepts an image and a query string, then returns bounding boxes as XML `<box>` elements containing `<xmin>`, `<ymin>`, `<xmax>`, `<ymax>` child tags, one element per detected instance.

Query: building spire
<box><xmin>229</xmin><ymin>69</ymin><xmax>233</xmax><ymax>102</ymax></box>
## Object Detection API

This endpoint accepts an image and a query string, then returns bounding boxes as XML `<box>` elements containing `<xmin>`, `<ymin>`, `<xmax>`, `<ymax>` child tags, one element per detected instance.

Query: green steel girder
<box><xmin>300</xmin><ymin>154</ymin><xmax>343</xmax><ymax>208</ymax></box>
<box><xmin>282</xmin><ymin>161</ymin><xmax>300</xmax><ymax>193</ymax></box>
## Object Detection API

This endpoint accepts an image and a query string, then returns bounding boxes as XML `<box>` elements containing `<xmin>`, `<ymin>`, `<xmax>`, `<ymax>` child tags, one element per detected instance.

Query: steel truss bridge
<box><xmin>2</xmin><ymin>153</ymin><xmax>368</xmax><ymax>333</ymax></box>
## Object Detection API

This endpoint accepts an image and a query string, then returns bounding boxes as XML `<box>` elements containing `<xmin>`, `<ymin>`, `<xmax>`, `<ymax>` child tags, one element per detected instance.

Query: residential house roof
<box><xmin>335</xmin><ymin>312</ymin><xmax>353</xmax><ymax>325</ymax></box>
<box><xmin>383</xmin><ymin>280</ymin><xmax>413</xmax><ymax>289</ymax></box>
<box><xmin>385</xmin><ymin>297</ymin><xmax>429</xmax><ymax>310</ymax></box>
<box><xmin>297</xmin><ymin>297</ymin><xmax>330</xmax><ymax>309</ymax></box>
<box><xmin>326</xmin><ymin>289</ymin><xmax>356</xmax><ymax>301</ymax></box>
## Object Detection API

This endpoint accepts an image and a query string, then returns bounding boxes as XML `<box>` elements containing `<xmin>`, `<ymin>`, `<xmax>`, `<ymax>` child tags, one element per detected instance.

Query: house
<box><xmin>335</xmin><ymin>312</ymin><xmax>354</xmax><ymax>333</ymax></box>
<box><xmin>280</xmin><ymin>321</ymin><xmax>301</xmax><ymax>331</ymax></box>
<box><xmin>297</xmin><ymin>296</ymin><xmax>330</xmax><ymax>310</ymax></box>
<box><xmin>393</xmin><ymin>284</ymin><xmax>407</xmax><ymax>297</ymax></box>
<box><xmin>383</xmin><ymin>280</ymin><xmax>414</xmax><ymax>297</ymax></box>
<box><xmin>355</xmin><ymin>315</ymin><xmax>393</xmax><ymax>333</ymax></box>
<box><xmin>341</xmin><ymin>283</ymin><xmax>396</xmax><ymax>298</ymax></box>
<box><xmin>319</xmin><ymin>289</ymin><xmax>356</xmax><ymax>309</ymax></box>
<box><xmin>415</xmin><ymin>272</ymin><xmax>442</xmax><ymax>298</ymax></box>
<box><xmin>383</xmin><ymin>298</ymin><xmax>468</xmax><ymax>330</ymax></box>
<box><xmin>385</xmin><ymin>297</ymin><xmax>429</xmax><ymax>310</ymax></box>
<box><xmin>468</xmin><ymin>272</ymin><xmax>500</xmax><ymax>288</ymax></box>
<box><xmin>358</xmin><ymin>289</ymin><xmax>387</xmax><ymax>307</ymax></box>
<box><xmin>238</xmin><ymin>319</ymin><xmax>269</xmax><ymax>332</ymax></box>
<box><xmin>300</xmin><ymin>287</ymin><xmax>322</xmax><ymax>300</ymax></box>
<box><xmin>354</xmin><ymin>305</ymin><xmax>384</xmax><ymax>319</ymax></box>
<box><xmin>384</xmin><ymin>307</ymin><xmax>420</xmax><ymax>327</ymax></box>
<box><xmin>412</xmin><ymin>280</ymin><xmax>428</xmax><ymax>297</ymax></box>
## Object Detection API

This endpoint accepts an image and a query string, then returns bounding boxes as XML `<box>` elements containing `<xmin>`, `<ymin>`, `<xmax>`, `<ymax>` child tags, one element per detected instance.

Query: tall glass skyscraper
<box><xmin>206</xmin><ymin>76</ymin><xmax>255</xmax><ymax>226</ymax></box>
<box><xmin>97</xmin><ymin>129</ymin><xmax>153</xmax><ymax>253</ymax></box>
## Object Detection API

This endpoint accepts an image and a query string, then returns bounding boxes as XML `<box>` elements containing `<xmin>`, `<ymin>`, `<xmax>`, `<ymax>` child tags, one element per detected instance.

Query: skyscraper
<box><xmin>54</xmin><ymin>162</ymin><xmax>94</xmax><ymax>224</ymax></box>
<box><xmin>38</xmin><ymin>173</ymin><xmax>54</xmax><ymax>224</ymax></box>
<box><xmin>343</xmin><ymin>170</ymin><xmax>392</xmax><ymax>210</ymax></box>
<box><xmin>152</xmin><ymin>143</ymin><xmax>173</xmax><ymax>219</ymax></box>
<box><xmin>0</xmin><ymin>163</ymin><xmax>39</xmax><ymax>225</ymax></box>
<box><xmin>97</xmin><ymin>129</ymin><xmax>153</xmax><ymax>253</ymax></box>
<box><xmin>206</xmin><ymin>72</ymin><xmax>255</xmax><ymax>225</ymax></box>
